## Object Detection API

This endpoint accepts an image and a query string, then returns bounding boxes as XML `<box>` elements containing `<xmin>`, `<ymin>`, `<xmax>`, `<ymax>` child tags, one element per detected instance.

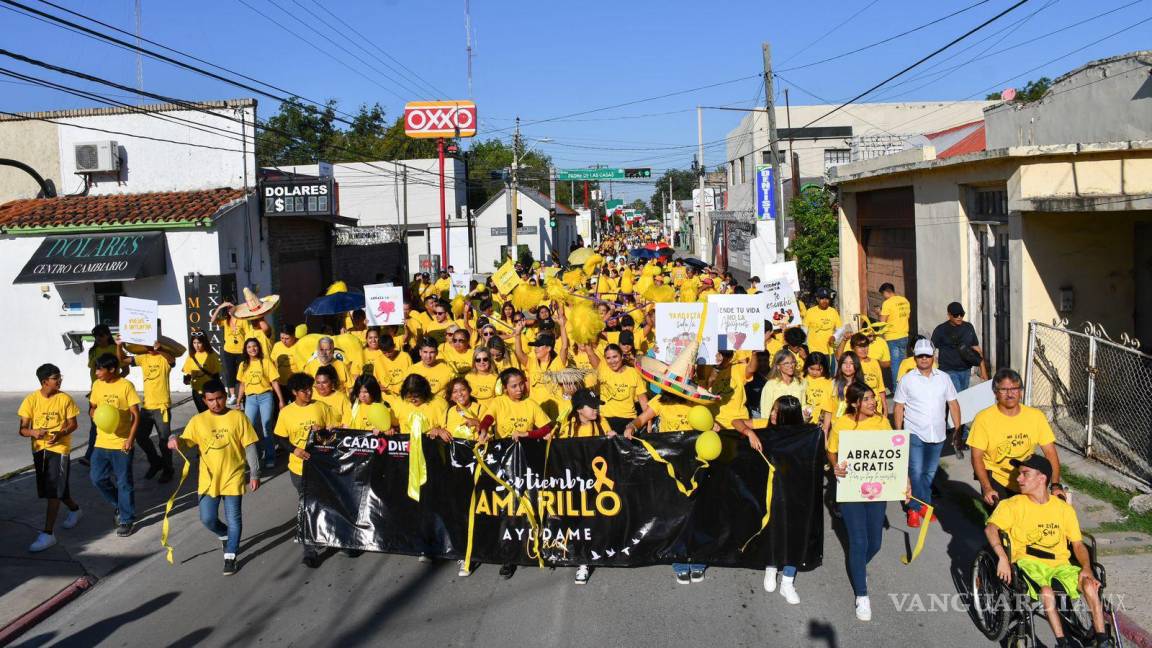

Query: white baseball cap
<box><xmin>913</xmin><ymin>339</ymin><xmax>935</xmax><ymax>356</ymax></box>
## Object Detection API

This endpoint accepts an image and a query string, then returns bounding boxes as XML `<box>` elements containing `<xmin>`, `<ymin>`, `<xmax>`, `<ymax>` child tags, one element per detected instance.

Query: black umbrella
<box><xmin>682</xmin><ymin>257</ymin><xmax>709</xmax><ymax>270</ymax></box>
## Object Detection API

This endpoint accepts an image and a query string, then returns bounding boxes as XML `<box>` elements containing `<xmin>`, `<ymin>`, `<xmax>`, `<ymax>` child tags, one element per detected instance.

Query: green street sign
<box><xmin>557</xmin><ymin>168</ymin><xmax>624</xmax><ymax>181</ymax></box>
<box><xmin>605</xmin><ymin>199</ymin><xmax>624</xmax><ymax>209</ymax></box>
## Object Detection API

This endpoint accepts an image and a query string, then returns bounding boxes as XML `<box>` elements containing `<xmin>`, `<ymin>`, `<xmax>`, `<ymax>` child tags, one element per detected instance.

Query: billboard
<box><xmin>403</xmin><ymin>101</ymin><xmax>478</xmax><ymax>138</ymax></box>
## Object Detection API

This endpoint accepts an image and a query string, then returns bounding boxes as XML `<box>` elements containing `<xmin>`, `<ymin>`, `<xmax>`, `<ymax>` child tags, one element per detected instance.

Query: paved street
<box><xmin>3</xmin><ymin>440</ymin><xmax>1016</xmax><ymax>647</ymax></box>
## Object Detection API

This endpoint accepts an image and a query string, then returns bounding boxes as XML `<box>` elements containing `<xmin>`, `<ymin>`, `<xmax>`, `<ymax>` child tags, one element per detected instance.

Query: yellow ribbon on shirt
<box><xmin>160</xmin><ymin>444</ymin><xmax>192</xmax><ymax>565</ymax></box>
<box><xmin>902</xmin><ymin>497</ymin><xmax>934</xmax><ymax>564</ymax></box>
<box><xmin>740</xmin><ymin>449</ymin><xmax>777</xmax><ymax>553</ymax></box>
<box><xmin>407</xmin><ymin>412</ymin><xmax>429</xmax><ymax>501</ymax></box>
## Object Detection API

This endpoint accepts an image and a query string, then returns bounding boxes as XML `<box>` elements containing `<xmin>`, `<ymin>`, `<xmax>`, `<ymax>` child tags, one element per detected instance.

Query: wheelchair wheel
<box><xmin>1057</xmin><ymin>585</ymin><xmax>1104</xmax><ymax>645</ymax></box>
<box><xmin>971</xmin><ymin>548</ymin><xmax>1011</xmax><ymax>641</ymax></box>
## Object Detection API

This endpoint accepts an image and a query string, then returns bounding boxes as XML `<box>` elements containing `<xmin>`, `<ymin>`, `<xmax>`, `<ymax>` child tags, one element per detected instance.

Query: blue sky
<box><xmin>2</xmin><ymin>0</ymin><xmax>1149</xmax><ymax>201</ymax></box>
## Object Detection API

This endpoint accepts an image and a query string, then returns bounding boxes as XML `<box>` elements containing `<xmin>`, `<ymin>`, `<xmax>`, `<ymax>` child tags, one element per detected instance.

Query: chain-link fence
<box><xmin>1025</xmin><ymin>321</ymin><xmax>1152</xmax><ymax>487</ymax></box>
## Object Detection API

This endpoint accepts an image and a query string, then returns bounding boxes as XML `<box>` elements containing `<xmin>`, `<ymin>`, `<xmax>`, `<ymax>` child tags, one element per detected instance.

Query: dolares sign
<box><xmin>403</xmin><ymin>101</ymin><xmax>478</xmax><ymax>138</ymax></box>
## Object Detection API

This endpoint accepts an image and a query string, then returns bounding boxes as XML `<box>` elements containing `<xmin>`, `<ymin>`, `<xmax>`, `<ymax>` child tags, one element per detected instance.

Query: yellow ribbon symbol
<box><xmin>902</xmin><ymin>497</ymin><xmax>935</xmax><ymax>564</ymax></box>
<box><xmin>591</xmin><ymin>456</ymin><xmax>615</xmax><ymax>492</ymax></box>
<box><xmin>160</xmin><ymin>444</ymin><xmax>192</xmax><ymax>565</ymax></box>
<box><xmin>636</xmin><ymin>437</ymin><xmax>706</xmax><ymax>497</ymax></box>
<box><xmin>407</xmin><ymin>412</ymin><xmax>429</xmax><ymax>501</ymax></box>
<box><xmin>739</xmin><ymin>449</ymin><xmax>777</xmax><ymax>553</ymax></box>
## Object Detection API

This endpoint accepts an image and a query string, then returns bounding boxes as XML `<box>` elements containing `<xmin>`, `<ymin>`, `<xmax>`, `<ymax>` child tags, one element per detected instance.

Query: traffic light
<box><xmin>548</xmin><ymin>208</ymin><xmax>556</xmax><ymax>228</ymax></box>
<box><xmin>515</xmin><ymin>209</ymin><xmax>523</xmax><ymax>228</ymax></box>
<box><xmin>623</xmin><ymin>168</ymin><xmax>651</xmax><ymax>178</ymax></box>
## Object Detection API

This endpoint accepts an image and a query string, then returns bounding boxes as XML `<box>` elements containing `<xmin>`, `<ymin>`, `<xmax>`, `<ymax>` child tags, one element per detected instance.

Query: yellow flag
<box><xmin>491</xmin><ymin>258</ymin><xmax>522</xmax><ymax>295</ymax></box>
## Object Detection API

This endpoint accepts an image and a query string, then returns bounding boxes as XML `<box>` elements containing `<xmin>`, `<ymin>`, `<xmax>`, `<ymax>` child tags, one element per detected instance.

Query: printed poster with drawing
<box><xmin>118</xmin><ymin>296</ymin><xmax>158</xmax><ymax>346</ymax></box>
<box><xmin>758</xmin><ymin>276</ymin><xmax>801</xmax><ymax>329</ymax></box>
<box><xmin>364</xmin><ymin>284</ymin><xmax>405</xmax><ymax>326</ymax></box>
<box><xmin>836</xmin><ymin>430</ymin><xmax>910</xmax><ymax>502</ymax></box>
<box><xmin>704</xmin><ymin>294</ymin><xmax>765</xmax><ymax>354</ymax></box>
<box><xmin>449</xmin><ymin>273</ymin><xmax>472</xmax><ymax>299</ymax></box>
<box><xmin>654</xmin><ymin>302</ymin><xmax>705</xmax><ymax>364</ymax></box>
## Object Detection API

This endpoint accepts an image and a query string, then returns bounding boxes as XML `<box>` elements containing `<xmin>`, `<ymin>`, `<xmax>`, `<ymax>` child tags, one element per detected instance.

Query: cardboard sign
<box><xmin>758</xmin><ymin>276</ymin><xmax>801</xmax><ymax>329</ymax></box>
<box><xmin>704</xmin><ymin>294</ymin><xmax>765</xmax><ymax>354</ymax></box>
<box><xmin>836</xmin><ymin>430</ymin><xmax>910</xmax><ymax>502</ymax></box>
<box><xmin>654</xmin><ymin>302</ymin><xmax>705</xmax><ymax>364</ymax></box>
<box><xmin>957</xmin><ymin>379</ymin><xmax>995</xmax><ymax>426</ymax></box>
<box><xmin>364</xmin><ymin>284</ymin><xmax>405</xmax><ymax>326</ymax></box>
<box><xmin>762</xmin><ymin>260</ymin><xmax>800</xmax><ymax>293</ymax></box>
<box><xmin>118</xmin><ymin>296</ymin><xmax>159</xmax><ymax>346</ymax></box>
<box><xmin>491</xmin><ymin>258</ymin><xmax>521</xmax><ymax>295</ymax></box>
<box><xmin>449</xmin><ymin>273</ymin><xmax>472</xmax><ymax>299</ymax></box>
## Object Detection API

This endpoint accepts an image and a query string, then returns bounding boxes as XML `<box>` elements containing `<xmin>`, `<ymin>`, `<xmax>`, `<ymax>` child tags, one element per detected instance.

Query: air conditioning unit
<box><xmin>74</xmin><ymin>141</ymin><xmax>120</xmax><ymax>174</ymax></box>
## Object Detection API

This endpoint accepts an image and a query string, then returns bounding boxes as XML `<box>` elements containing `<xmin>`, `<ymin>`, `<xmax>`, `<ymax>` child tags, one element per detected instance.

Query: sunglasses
<box><xmin>914</xmin><ymin>354</ymin><xmax>933</xmax><ymax>359</ymax></box>
<box><xmin>475</xmin><ymin>357</ymin><xmax>491</xmax><ymax>362</ymax></box>
<box><xmin>434</xmin><ymin>311</ymin><xmax>447</xmax><ymax>316</ymax></box>
<box><xmin>482</xmin><ymin>330</ymin><xmax>495</xmax><ymax>336</ymax></box>
<box><xmin>453</xmin><ymin>338</ymin><xmax>468</xmax><ymax>343</ymax></box>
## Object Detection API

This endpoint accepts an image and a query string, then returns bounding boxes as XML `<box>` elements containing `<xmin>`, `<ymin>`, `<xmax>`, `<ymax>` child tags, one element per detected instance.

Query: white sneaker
<box><xmin>226</xmin><ymin>394</ymin><xmax>237</xmax><ymax>407</ymax></box>
<box><xmin>574</xmin><ymin>565</ymin><xmax>590</xmax><ymax>585</ymax></box>
<box><xmin>62</xmin><ymin>508</ymin><xmax>83</xmax><ymax>529</ymax></box>
<box><xmin>418</xmin><ymin>554</ymin><xmax>432</xmax><ymax>563</ymax></box>
<box><xmin>456</xmin><ymin>560</ymin><xmax>471</xmax><ymax>577</ymax></box>
<box><xmin>29</xmin><ymin>532</ymin><xmax>57</xmax><ymax>553</ymax></box>
<box><xmin>763</xmin><ymin>566</ymin><xmax>778</xmax><ymax>592</ymax></box>
<box><xmin>855</xmin><ymin>596</ymin><xmax>872</xmax><ymax>621</ymax></box>
<box><xmin>779</xmin><ymin>577</ymin><xmax>800</xmax><ymax>605</ymax></box>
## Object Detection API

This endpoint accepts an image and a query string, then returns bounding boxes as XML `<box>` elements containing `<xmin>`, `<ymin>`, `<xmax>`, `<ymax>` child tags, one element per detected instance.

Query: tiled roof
<box><xmin>0</xmin><ymin>188</ymin><xmax>249</xmax><ymax>231</ymax></box>
<box><xmin>938</xmin><ymin>125</ymin><xmax>986</xmax><ymax>159</ymax></box>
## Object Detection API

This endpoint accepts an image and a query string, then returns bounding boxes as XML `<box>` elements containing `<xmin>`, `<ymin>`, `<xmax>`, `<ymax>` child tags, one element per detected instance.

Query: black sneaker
<box><xmin>116</xmin><ymin>523</ymin><xmax>134</xmax><ymax>537</ymax></box>
<box><xmin>158</xmin><ymin>468</ymin><xmax>174</xmax><ymax>484</ymax></box>
<box><xmin>499</xmin><ymin>563</ymin><xmax>516</xmax><ymax>579</ymax></box>
<box><xmin>223</xmin><ymin>558</ymin><xmax>237</xmax><ymax>575</ymax></box>
<box><xmin>144</xmin><ymin>463</ymin><xmax>163</xmax><ymax>479</ymax></box>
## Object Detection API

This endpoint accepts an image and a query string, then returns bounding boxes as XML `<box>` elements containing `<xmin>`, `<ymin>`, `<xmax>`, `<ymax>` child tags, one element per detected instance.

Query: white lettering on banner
<box><xmin>262</xmin><ymin>184</ymin><xmax>329</xmax><ymax>198</ymax></box>
<box><xmin>33</xmin><ymin>261</ymin><xmax>130</xmax><ymax>275</ymax></box>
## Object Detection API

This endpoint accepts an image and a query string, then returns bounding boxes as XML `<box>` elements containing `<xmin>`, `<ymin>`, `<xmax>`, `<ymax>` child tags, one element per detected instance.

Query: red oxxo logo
<box><xmin>403</xmin><ymin>101</ymin><xmax>477</xmax><ymax>138</ymax></box>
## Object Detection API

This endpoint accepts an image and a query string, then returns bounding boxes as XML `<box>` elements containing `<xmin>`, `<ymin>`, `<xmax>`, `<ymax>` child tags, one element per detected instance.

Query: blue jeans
<box><xmin>944</xmin><ymin>369</ymin><xmax>970</xmax><ymax>393</ymax></box>
<box><xmin>841</xmin><ymin>501</ymin><xmax>886</xmax><ymax>596</ymax></box>
<box><xmin>887</xmin><ymin>338</ymin><xmax>907</xmax><ymax>388</ymax></box>
<box><xmin>908</xmin><ymin>435</ymin><xmax>945</xmax><ymax>513</ymax></box>
<box><xmin>89</xmin><ymin>447</ymin><xmax>134</xmax><ymax>524</ymax></box>
<box><xmin>199</xmin><ymin>494</ymin><xmax>243</xmax><ymax>555</ymax></box>
<box><xmin>782</xmin><ymin>566</ymin><xmax>797</xmax><ymax>577</ymax></box>
<box><xmin>244</xmin><ymin>391</ymin><xmax>277</xmax><ymax>461</ymax></box>
<box><xmin>673</xmin><ymin>563</ymin><xmax>706</xmax><ymax>575</ymax></box>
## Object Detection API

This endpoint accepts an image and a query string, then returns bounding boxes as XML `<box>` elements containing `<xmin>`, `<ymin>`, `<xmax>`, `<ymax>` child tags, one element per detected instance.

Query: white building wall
<box><xmin>472</xmin><ymin>190</ymin><xmax>555</xmax><ymax>271</ymax></box>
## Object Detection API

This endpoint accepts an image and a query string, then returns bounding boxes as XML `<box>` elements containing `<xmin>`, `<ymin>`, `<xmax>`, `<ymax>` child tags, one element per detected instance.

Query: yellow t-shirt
<box><xmin>303</xmin><ymin>359</ymin><xmax>354</xmax><ymax>394</ymax></box>
<box><xmin>269</xmin><ymin>341</ymin><xmax>300</xmax><ymax>384</ymax></box>
<box><xmin>312</xmin><ymin>390</ymin><xmax>352</xmax><ymax>427</ymax></box>
<box><xmin>407</xmin><ymin>361</ymin><xmax>456</xmax><ymax>401</ymax></box>
<box><xmin>968</xmin><ymin>405</ymin><xmax>1056</xmax><ymax>490</ymax></box>
<box><xmin>422</xmin><ymin>318</ymin><xmax>459</xmax><ymax>346</ymax></box>
<box><xmin>868</xmin><ymin>338</ymin><xmax>890</xmax><ymax>364</ymax></box>
<box><xmin>135</xmin><ymin>353</ymin><xmax>173</xmax><ymax>410</ymax></box>
<box><xmin>181</xmin><ymin>409</ymin><xmax>259</xmax><ymax>496</ymax></box>
<box><xmin>880</xmin><ymin>295</ymin><xmax>912</xmax><ymax>341</ymax></box>
<box><xmin>90</xmin><ymin>377</ymin><xmax>141</xmax><ymax>449</ymax></box>
<box><xmin>988</xmin><ymin>494</ymin><xmax>1081</xmax><ymax>568</ymax></box>
<box><xmin>486</xmin><ymin>395</ymin><xmax>550</xmax><ymax>438</ymax></box>
<box><xmin>275</xmin><ymin>401</ymin><xmax>337</xmax><ymax>475</ymax></box>
<box><xmin>237</xmin><ymin>358</ymin><xmax>279</xmax><ymax>396</ymax></box>
<box><xmin>597</xmin><ymin>365</ymin><xmax>646</xmax><ymax>420</ymax></box>
<box><xmin>760</xmin><ymin>378</ymin><xmax>806</xmax><ymax>421</ymax></box>
<box><xmin>87</xmin><ymin>343</ymin><xmax>120</xmax><ymax>383</ymax></box>
<box><xmin>465</xmin><ymin>371</ymin><xmax>500</xmax><ymax>405</ymax></box>
<box><xmin>804</xmin><ymin>376</ymin><xmax>834</xmax><ymax>423</ymax></box>
<box><xmin>372</xmin><ymin>352</ymin><xmax>413</xmax><ymax>395</ymax></box>
<box><xmin>827</xmin><ymin>413</ymin><xmax>893</xmax><ymax>454</ymax></box>
<box><xmin>19</xmin><ymin>390</ymin><xmax>80</xmax><ymax>455</ymax></box>
<box><xmin>648</xmin><ymin>395</ymin><xmax>696</xmax><ymax>433</ymax></box>
<box><xmin>182</xmin><ymin>352</ymin><xmax>222</xmax><ymax>394</ymax></box>
<box><xmin>859</xmin><ymin>357</ymin><xmax>886</xmax><ymax>394</ymax></box>
<box><xmin>803</xmin><ymin>306</ymin><xmax>842</xmax><ymax>354</ymax></box>
<box><xmin>390</xmin><ymin>398</ymin><xmax>448</xmax><ymax>435</ymax></box>
<box><xmin>444</xmin><ymin>401</ymin><xmax>487</xmax><ymax>438</ymax></box>
<box><xmin>222</xmin><ymin>318</ymin><xmax>268</xmax><ymax>355</ymax></box>
<box><xmin>347</xmin><ymin>400</ymin><xmax>392</xmax><ymax>431</ymax></box>
<box><xmin>559</xmin><ymin>417</ymin><xmax>608</xmax><ymax>438</ymax></box>
<box><xmin>439</xmin><ymin>344</ymin><xmax>475</xmax><ymax>377</ymax></box>
<box><xmin>711</xmin><ymin>357</ymin><xmax>751</xmax><ymax>427</ymax></box>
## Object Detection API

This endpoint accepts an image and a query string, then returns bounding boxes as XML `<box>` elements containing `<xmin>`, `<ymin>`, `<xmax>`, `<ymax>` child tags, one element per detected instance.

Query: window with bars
<box><xmin>823</xmin><ymin>148</ymin><xmax>852</xmax><ymax>171</ymax></box>
<box><xmin>972</xmin><ymin>188</ymin><xmax>1009</xmax><ymax>218</ymax></box>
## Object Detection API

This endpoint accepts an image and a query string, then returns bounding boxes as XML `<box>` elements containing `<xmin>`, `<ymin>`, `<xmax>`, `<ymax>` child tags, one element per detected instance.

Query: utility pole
<box><xmin>697</xmin><ymin>105</ymin><xmax>708</xmax><ymax>261</ymax></box>
<box><xmin>762</xmin><ymin>43</ymin><xmax>785</xmax><ymax>261</ymax></box>
<box><xmin>549</xmin><ymin>166</ymin><xmax>558</xmax><ymax>262</ymax></box>
<box><xmin>510</xmin><ymin>116</ymin><xmax>521</xmax><ymax>258</ymax></box>
<box><xmin>402</xmin><ymin>168</ymin><xmax>410</xmax><ymax>279</ymax></box>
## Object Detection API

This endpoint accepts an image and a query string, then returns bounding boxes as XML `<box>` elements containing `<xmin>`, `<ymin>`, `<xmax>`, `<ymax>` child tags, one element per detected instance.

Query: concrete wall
<box><xmin>0</xmin><ymin>120</ymin><xmax>60</xmax><ymax>200</ymax></box>
<box><xmin>986</xmin><ymin>53</ymin><xmax>1152</xmax><ymax>148</ymax></box>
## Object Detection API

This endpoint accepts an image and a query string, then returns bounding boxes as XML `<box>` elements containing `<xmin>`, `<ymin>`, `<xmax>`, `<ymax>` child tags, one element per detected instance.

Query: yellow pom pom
<box><xmin>642</xmin><ymin>264</ymin><xmax>661</xmax><ymax>278</ymax></box>
<box><xmin>620</xmin><ymin>273</ymin><xmax>634</xmax><ymax>294</ymax></box>
<box><xmin>326</xmin><ymin>280</ymin><xmax>348</xmax><ymax>295</ymax></box>
<box><xmin>511</xmin><ymin>284</ymin><xmax>546</xmax><ymax>312</ymax></box>
<box><xmin>582</xmin><ymin>253</ymin><xmax>604</xmax><ymax>276</ymax></box>
<box><xmin>451</xmin><ymin>295</ymin><xmax>466</xmax><ymax>318</ymax></box>
<box><xmin>568</xmin><ymin>302</ymin><xmax>605</xmax><ymax>345</ymax></box>
<box><xmin>634</xmin><ymin>276</ymin><xmax>654</xmax><ymax>296</ymax></box>
<box><xmin>645</xmin><ymin>285</ymin><xmax>676</xmax><ymax>303</ymax></box>
<box><xmin>545</xmin><ymin>278</ymin><xmax>570</xmax><ymax>305</ymax></box>
<box><xmin>562</xmin><ymin>269</ymin><xmax>586</xmax><ymax>290</ymax></box>
<box><xmin>294</xmin><ymin>323</ymin><xmax>309</xmax><ymax>338</ymax></box>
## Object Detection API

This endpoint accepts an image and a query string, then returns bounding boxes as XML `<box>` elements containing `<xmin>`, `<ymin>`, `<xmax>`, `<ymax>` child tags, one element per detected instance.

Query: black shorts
<box><xmin>33</xmin><ymin>450</ymin><xmax>71</xmax><ymax>500</ymax></box>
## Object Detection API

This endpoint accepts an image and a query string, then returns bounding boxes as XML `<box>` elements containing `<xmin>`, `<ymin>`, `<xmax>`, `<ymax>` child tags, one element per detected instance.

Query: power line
<box><xmin>778</xmin><ymin>0</ymin><xmax>996</xmax><ymax>72</ymax></box>
<box><xmin>778</xmin><ymin>0</ymin><xmax>884</xmax><ymax>66</ymax></box>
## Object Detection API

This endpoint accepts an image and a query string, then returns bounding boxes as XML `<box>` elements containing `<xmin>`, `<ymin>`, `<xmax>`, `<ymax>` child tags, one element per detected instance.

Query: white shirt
<box><xmin>893</xmin><ymin>367</ymin><xmax>957</xmax><ymax>443</ymax></box>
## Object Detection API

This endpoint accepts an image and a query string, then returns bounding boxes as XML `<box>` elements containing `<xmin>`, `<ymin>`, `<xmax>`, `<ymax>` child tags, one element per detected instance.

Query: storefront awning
<box><xmin>13</xmin><ymin>232</ymin><xmax>167</xmax><ymax>284</ymax></box>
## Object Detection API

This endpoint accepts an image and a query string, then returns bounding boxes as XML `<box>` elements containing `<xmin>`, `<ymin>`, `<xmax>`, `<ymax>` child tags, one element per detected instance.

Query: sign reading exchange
<box><xmin>14</xmin><ymin>232</ymin><xmax>167</xmax><ymax>284</ymax></box>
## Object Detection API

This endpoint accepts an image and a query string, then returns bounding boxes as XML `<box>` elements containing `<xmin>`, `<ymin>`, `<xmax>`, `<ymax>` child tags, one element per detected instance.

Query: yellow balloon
<box><xmin>326</xmin><ymin>280</ymin><xmax>348</xmax><ymax>295</ymax></box>
<box><xmin>294</xmin><ymin>323</ymin><xmax>309</xmax><ymax>338</ymax></box>
<box><xmin>687</xmin><ymin>405</ymin><xmax>714</xmax><ymax>433</ymax></box>
<box><xmin>366</xmin><ymin>402</ymin><xmax>392</xmax><ymax>431</ymax></box>
<box><xmin>92</xmin><ymin>404</ymin><xmax>120</xmax><ymax>433</ymax></box>
<box><xmin>335</xmin><ymin>333</ymin><xmax>365</xmax><ymax>369</ymax></box>
<box><xmin>695</xmin><ymin>430</ymin><xmax>722</xmax><ymax>462</ymax></box>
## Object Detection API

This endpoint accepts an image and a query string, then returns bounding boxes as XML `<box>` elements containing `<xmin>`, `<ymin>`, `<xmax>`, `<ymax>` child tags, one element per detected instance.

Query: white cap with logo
<box><xmin>913</xmin><ymin>339</ymin><xmax>935</xmax><ymax>356</ymax></box>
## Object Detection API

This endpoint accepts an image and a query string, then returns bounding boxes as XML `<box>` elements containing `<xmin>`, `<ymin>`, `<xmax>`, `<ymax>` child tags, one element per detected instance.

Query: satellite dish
<box><xmin>1001</xmin><ymin>87</ymin><xmax>1018</xmax><ymax>101</ymax></box>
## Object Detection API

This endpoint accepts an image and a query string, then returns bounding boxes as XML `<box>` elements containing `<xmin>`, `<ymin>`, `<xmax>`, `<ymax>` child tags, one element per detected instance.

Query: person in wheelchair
<box><xmin>984</xmin><ymin>455</ymin><xmax>1113</xmax><ymax>648</ymax></box>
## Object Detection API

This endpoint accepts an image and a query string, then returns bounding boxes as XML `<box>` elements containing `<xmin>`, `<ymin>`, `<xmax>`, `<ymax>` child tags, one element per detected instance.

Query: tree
<box><xmin>463</xmin><ymin>139</ymin><xmax>595</xmax><ymax>211</ymax></box>
<box><xmin>787</xmin><ymin>188</ymin><xmax>838</xmax><ymax>291</ymax></box>
<box><xmin>628</xmin><ymin>198</ymin><xmax>646</xmax><ymax>212</ymax></box>
<box><xmin>648</xmin><ymin>168</ymin><xmax>697</xmax><ymax>216</ymax></box>
<box><xmin>986</xmin><ymin>77</ymin><xmax>1052</xmax><ymax>102</ymax></box>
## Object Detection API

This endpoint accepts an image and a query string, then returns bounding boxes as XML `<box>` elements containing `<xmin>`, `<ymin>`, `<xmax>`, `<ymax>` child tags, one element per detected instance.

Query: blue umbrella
<box><xmin>305</xmin><ymin>291</ymin><xmax>365</xmax><ymax>316</ymax></box>
<box><xmin>629</xmin><ymin>248</ymin><xmax>658</xmax><ymax>260</ymax></box>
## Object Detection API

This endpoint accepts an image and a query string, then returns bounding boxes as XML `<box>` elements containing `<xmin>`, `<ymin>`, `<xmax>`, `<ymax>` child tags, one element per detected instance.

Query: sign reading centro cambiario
<box><xmin>13</xmin><ymin>232</ymin><xmax>167</xmax><ymax>284</ymax></box>
<box><xmin>261</xmin><ymin>178</ymin><xmax>335</xmax><ymax>217</ymax></box>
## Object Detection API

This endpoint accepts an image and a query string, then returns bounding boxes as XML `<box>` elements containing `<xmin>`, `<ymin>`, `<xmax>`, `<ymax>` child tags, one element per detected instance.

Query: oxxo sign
<box><xmin>403</xmin><ymin>101</ymin><xmax>478</xmax><ymax>139</ymax></box>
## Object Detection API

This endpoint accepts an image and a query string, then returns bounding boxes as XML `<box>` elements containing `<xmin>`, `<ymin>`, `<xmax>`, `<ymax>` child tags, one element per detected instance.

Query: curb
<box><xmin>1118</xmin><ymin>610</ymin><xmax>1152</xmax><ymax>648</ymax></box>
<box><xmin>0</xmin><ymin>575</ymin><xmax>97</xmax><ymax>647</ymax></box>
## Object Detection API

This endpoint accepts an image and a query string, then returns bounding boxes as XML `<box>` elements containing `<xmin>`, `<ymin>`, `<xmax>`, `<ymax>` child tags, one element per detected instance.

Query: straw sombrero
<box><xmin>636</xmin><ymin>340</ymin><xmax>720</xmax><ymax>403</ymax></box>
<box><xmin>124</xmin><ymin>334</ymin><xmax>186</xmax><ymax>358</ymax></box>
<box><xmin>232</xmin><ymin>286</ymin><xmax>280</xmax><ymax>320</ymax></box>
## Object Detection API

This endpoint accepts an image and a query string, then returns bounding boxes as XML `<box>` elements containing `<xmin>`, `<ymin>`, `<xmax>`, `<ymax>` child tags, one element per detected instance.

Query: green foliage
<box><xmin>787</xmin><ymin>188</ymin><xmax>838</xmax><ymax>291</ymax></box>
<box><xmin>986</xmin><ymin>77</ymin><xmax>1052</xmax><ymax>102</ymax></box>
<box><xmin>628</xmin><ymin>198</ymin><xmax>646</xmax><ymax>212</ymax></box>
<box><xmin>648</xmin><ymin>168</ymin><xmax>697</xmax><ymax>215</ymax></box>
<box><xmin>464</xmin><ymin>139</ymin><xmax>594</xmax><ymax>211</ymax></box>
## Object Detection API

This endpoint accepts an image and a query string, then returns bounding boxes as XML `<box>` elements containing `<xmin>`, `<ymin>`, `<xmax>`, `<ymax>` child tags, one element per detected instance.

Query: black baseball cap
<box><xmin>572</xmin><ymin>388</ymin><xmax>601</xmax><ymax>411</ymax></box>
<box><xmin>618</xmin><ymin>331</ymin><xmax>635</xmax><ymax>347</ymax></box>
<box><xmin>815</xmin><ymin>288</ymin><xmax>831</xmax><ymax>299</ymax></box>
<box><xmin>1010</xmin><ymin>455</ymin><xmax>1052</xmax><ymax>482</ymax></box>
<box><xmin>947</xmin><ymin>302</ymin><xmax>966</xmax><ymax>317</ymax></box>
<box><xmin>529</xmin><ymin>333</ymin><xmax>556</xmax><ymax>348</ymax></box>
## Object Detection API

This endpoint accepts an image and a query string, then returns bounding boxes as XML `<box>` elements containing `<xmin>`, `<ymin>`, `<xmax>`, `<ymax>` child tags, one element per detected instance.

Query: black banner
<box><xmin>14</xmin><ymin>232</ymin><xmax>167</xmax><ymax>284</ymax></box>
<box><xmin>183</xmin><ymin>273</ymin><xmax>236</xmax><ymax>352</ymax></box>
<box><xmin>300</xmin><ymin>426</ymin><xmax>825</xmax><ymax>569</ymax></box>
